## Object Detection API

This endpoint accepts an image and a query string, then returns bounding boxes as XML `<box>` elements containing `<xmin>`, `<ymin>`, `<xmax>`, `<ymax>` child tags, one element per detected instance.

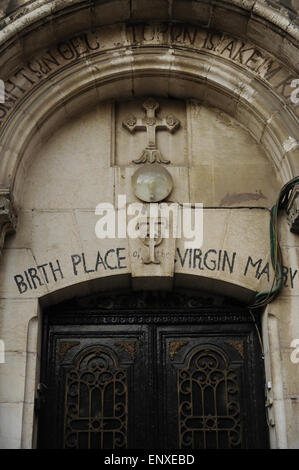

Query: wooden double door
<box><xmin>37</xmin><ymin>291</ymin><xmax>268</xmax><ymax>449</ymax></box>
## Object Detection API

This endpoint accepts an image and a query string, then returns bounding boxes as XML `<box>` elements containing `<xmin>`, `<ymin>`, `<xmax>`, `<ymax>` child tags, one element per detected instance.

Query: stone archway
<box><xmin>0</xmin><ymin>8</ymin><xmax>298</xmax><ymax>253</ymax></box>
<box><xmin>0</xmin><ymin>0</ymin><xmax>298</xmax><ymax>450</ymax></box>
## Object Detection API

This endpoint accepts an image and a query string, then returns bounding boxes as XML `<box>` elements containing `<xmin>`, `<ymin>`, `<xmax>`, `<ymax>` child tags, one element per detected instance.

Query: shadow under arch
<box><xmin>37</xmin><ymin>271</ymin><xmax>259</xmax><ymax>311</ymax></box>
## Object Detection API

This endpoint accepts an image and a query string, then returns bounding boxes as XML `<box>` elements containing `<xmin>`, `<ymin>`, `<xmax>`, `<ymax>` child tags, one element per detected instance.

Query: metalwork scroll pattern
<box><xmin>178</xmin><ymin>347</ymin><xmax>242</xmax><ymax>449</ymax></box>
<box><xmin>64</xmin><ymin>347</ymin><xmax>128</xmax><ymax>449</ymax></box>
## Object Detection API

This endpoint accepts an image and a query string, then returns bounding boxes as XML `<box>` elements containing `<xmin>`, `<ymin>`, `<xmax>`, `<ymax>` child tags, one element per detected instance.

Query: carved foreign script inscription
<box><xmin>1</xmin><ymin>23</ymin><xmax>298</xmax><ymax>129</ymax></box>
<box><xmin>0</xmin><ymin>23</ymin><xmax>298</xmax><ymax>128</ymax></box>
<box><xmin>0</xmin><ymin>32</ymin><xmax>100</xmax><ymax>127</ymax></box>
<box><xmin>126</xmin><ymin>22</ymin><xmax>298</xmax><ymax>110</ymax></box>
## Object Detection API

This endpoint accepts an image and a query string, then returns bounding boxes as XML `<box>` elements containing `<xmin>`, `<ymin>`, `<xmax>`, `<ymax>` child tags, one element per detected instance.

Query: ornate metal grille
<box><xmin>63</xmin><ymin>347</ymin><xmax>128</xmax><ymax>449</ymax></box>
<box><xmin>178</xmin><ymin>346</ymin><xmax>242</xmax><ymax>449</ymax></box>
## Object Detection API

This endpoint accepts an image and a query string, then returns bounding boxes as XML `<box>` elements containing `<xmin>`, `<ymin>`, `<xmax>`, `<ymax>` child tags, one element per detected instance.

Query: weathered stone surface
<box><xmin>0</xmin><ymin>0</ymin><xmax>298</xmax><ymax>450</ymax></box>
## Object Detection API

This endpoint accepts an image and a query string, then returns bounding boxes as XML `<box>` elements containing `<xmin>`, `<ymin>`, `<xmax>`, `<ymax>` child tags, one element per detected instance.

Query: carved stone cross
<box><xmin>122</xmin><ymin>97</ymin><xmax>180</xmax><ymax>164</ymax></box>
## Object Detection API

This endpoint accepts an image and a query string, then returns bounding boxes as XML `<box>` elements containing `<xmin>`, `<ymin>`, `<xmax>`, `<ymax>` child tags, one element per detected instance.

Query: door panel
<box><xmin>63</xmin><ymin>344</ymin><xmax>129</xmax><ymax>449</ymax></box>
<box><xmin>157</xmin><ymin>326</ymin><xmax>263</xmax><ymax>449</ymax></box>
<box><xmin>39</xmin><ymin>326</ymin><xmax>154</xmax><ymax>449</ymax></box>
<box><xmin>38</xmin><ymin>293</ymin><xmax>268</xmax><ymax>449</ymax></box>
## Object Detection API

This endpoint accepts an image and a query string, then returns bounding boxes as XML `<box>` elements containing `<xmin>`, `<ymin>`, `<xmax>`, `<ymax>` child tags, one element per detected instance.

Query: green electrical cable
<box><xmin>250</xmin><ymin>176</ymin><xmax>299</xmax><ymax>309</ymax></box>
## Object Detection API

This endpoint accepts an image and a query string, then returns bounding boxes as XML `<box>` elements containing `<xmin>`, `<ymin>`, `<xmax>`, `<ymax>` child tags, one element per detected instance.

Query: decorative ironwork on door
<box><xmin>178</xmin><ymin>346</ymin><xmax>241</xmax><ymax>449</ymax></box>
<box><xmin>64</xmin><ymin>347</ymin><xmax>128</xmax><ymax>449</ymax></box>
<box><xmin>38</xmin><ymin>290</ymin><xmax>268</xmax><ymax>449</ymax></box>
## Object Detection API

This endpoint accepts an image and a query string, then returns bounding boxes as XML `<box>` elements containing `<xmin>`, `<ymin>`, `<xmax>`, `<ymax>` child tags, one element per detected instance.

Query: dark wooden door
<box><xmin>37</xmin><ymin>291</ymin><xmax>268</xmax><ymax>449</ymax></box>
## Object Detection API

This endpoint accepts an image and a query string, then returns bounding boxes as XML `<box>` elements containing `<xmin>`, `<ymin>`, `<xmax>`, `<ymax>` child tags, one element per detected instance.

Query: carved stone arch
<box><xmin>0</xmin><ymin>2</ymin><xmax>297</xmax><ymax>251</ymax></box>
<box><xmin>0</xmin><ymin>1</ymin><xmax>298</xmax><ymax>204</ymax></box>
<box><xmin>0</xmin><ymin>3</ymin><xmax>297</xmax><ymax>250</ymax></box>
<box><xmin>0</xmin><ymin>1</ymin><xmax>298</xmax><ymax>68</ymax></box>
<box><xmin>0</xmin><ymin>47</ymin><xmax>297</xmax><ymax>195</ymax></box>
<box><xmin>0</xmin><ymin>1</ymin><xmax>297</xmax><ymax>450</ymax></box>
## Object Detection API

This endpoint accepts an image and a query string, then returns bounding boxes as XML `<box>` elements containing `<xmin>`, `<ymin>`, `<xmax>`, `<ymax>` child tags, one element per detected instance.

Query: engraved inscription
<box><xmin>0</xmin><ymin>23</ymin><xmax>298</xmax><ymax>129</ymax></box>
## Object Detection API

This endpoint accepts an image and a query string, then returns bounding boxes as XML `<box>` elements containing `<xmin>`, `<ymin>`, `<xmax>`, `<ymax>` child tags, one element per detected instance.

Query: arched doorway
<box><xmin>37</xmin><ymin>290</ymin><xmax>269</xmax><ymax>449</ymax></box>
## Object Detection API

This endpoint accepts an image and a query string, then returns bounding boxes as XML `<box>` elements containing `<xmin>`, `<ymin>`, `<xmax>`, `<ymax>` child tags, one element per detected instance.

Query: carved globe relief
<box><xmin>131</xmin><ymin>163</ymin><xmax>173</xmax><ymax>202</ymax></box>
